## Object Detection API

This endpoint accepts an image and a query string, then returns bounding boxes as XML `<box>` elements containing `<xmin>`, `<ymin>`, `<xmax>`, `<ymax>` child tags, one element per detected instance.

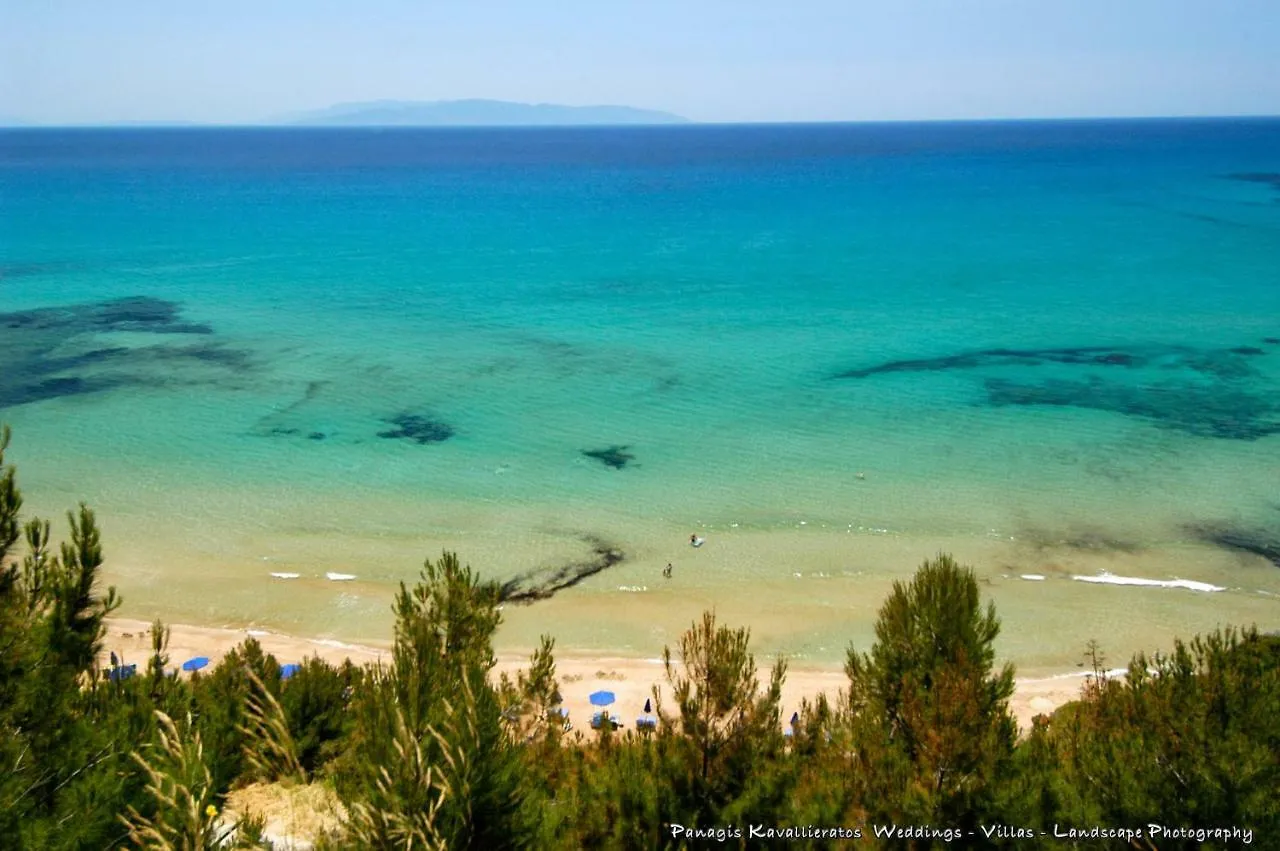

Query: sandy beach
<box><xmin>104</xmin><ymin>617</ymin><xmax>1094</xmax><ymax>733</ymax></box>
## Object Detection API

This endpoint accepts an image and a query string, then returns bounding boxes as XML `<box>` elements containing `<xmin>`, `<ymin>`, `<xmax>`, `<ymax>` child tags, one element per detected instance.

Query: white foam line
<box><xmin>1071</xmin><ymin>573</ymin><xmax>1224</xmax><ymax>593</ymax></box>
<box><xmin>270</xmin><ymin>572</ymin><xmax>300</xmax><ymax>580</ymax></box>
<box><xmin>1025</xmin><ymin>668</ymin><xmax>1132</xmax><ymax>683</ymax></box>
<box><xmin>313</xmin><ymin>638</ymin><xmax>361</xmax><ymax>650</ymax></box>
<box><xmin>326</xmin><ymin>572</ymin><xmax>357</xmax><ymax>581</ymax></box>
<box><xmin>1020</xmin><ymin>574</ymin><xmax>1046</xmax><ymax>581</ymax></box>
<box><xmin>246</xmin><ymin>629</ymin><xmax>270</xmax><ymax>637</ymax></box>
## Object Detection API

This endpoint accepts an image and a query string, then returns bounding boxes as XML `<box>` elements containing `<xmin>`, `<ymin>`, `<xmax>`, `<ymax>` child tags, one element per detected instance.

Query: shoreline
<box><xmin>104</xmin><ymin>617</ymin><xmax>1097</xmax><ymax>733</ymax></box>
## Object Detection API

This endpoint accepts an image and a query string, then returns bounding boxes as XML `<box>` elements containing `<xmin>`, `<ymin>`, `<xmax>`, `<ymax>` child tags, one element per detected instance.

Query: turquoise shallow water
<box><xmin>2</xmin><ymin>121</ymin><xmax>1279</xmax><ymax>670</ymax></box>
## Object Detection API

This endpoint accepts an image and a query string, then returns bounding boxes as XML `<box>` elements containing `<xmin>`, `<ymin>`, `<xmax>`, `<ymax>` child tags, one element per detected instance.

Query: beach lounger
<box><xmin>590</xmin><ymin>711</ymin><xmax>622</xmax><ymax>730</ymax></box>
<box><xmin>107</xmin><ymin>663</ymin><xmax>137</xmax><ymax>682</ymax></box>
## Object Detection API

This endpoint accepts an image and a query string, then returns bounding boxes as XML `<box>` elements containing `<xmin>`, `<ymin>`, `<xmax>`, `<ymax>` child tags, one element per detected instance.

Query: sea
<box><xmin>2</xmin><ymin>120</ymin><xmax>1278</xmax><ymax>676</ymax></box>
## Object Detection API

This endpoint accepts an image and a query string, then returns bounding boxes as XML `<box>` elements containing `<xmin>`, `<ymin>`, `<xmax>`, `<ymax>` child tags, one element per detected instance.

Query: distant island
<box><xmin>286</xmin><ymin>99</ymin><xmax>688</xmax><ymax>127</ymax></box>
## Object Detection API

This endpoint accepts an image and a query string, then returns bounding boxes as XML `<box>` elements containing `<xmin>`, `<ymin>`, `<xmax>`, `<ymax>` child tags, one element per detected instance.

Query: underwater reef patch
<box><xmin>985</xmin><ymin>378</ymin><xmax>1280</xmax><ymax>441</ymax></box>
<box><xmin>251</xmin><ymin>381</ymin><xmax>335</xmax><ymax>440</ymax></box>
<box><xmin>1187</xmin><ymin>522</ymin><xmax>1280</xmax><ymax>569</ymax></box>
<box><xmin>831</xmin><ymin>343</ymin><xmax>1268</xmax><ymax>381</ymax></box>
<box><xmin>833</xmin><ymin>341</ymin><xmax>1278</xmax><ymax>441</ymax></box>
<box><xmin>1019</xmin><ymin>525</ymin><xmax>1144</xmax><ymax>555</ymax></box>
<box><xmin>499</xmin><ymin>535</ymin><xmax>626</xmax><ymax>604</ymax></box>
<box><xmin>1</xmin><ymin>296</ymin><xmax>213</xmax><ymax>335</ymax></box>
<box><xmin>833</xmin><ymin>345</ymin><xmax>1153</xmax><ymax>379</ymax></box>
<box><xmin>377</xmin><ymin>413</ymin><xmax>455</xmax><ymax>445</ymax></box>
<box><xmin>0</xmin><ymin>260</ymin><xmax>86</xmax><ymax>281</ymax></box>
<box><xmin>1227</xmin><ymin>172</ymin><xmax>1280</xmax><ymax>198</ymax></box>
<box><xmin>0</xmin><ymin>296</ymin><xmax>247</xmax><ymax>410</ymax></box>
<box><xmin>581</xmin><ymin>445</ymin><xmax>635</xmax><ymax>470</ymax></box>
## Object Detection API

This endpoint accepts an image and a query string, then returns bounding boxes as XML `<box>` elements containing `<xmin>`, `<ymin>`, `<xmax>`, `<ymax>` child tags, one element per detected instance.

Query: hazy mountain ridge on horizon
<box><xmin>286</xmin><ymin>98</ymin><xmax>689</xmax><ymax>126</ymax></box>
<box><xmin>0</xmin><ymin>99</ymin><xmax>688</xmax><ymax>128</ymax></box>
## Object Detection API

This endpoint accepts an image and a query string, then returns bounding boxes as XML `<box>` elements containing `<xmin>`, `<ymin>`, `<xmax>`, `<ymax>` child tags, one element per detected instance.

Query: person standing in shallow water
<box><xmin>664</xmin><ymin>563</ymin><xmax>673</xmax><ymax>579</ymax></box>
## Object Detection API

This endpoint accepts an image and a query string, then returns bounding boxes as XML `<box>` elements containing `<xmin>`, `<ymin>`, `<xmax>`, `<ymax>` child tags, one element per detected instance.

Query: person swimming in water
<box><xmin>690</xmin><ymin>534</ymin><xmax>705</xmax><ymax>548</ymax></box>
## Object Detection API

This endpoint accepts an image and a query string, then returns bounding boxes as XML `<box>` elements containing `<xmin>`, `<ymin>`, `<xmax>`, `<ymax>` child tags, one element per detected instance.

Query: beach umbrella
<box><xmin>182</xmin><ymin>656</ymin><xmax>210</xmax><ymax>672</ymax></box>
<box><xmin>643</xmin><ymin>697</ymin><xmax>652</xmax><ymax>714</ymax></box>
<box><xmin>588</xmin><ymin>690</ymin><xmax>616</xmax><ymax>707</ymax></box>
<box><xmin>280</xmin><ymin>664</ymin><xmax>301</xmax><ymax>680</ymax></box>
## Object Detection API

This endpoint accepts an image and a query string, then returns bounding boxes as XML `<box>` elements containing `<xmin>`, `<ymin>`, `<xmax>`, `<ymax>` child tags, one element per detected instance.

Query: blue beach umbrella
<box><xmin>182</xmin><ymin>656</ymin><xmax>210</xmax><ymax>672</ymax></box>
<box><xmin>280</xmin><ymin>663</ymin><xmax>301</xmax><ymax>680</ymax></box>
<box><xmin>588</xmin><ymin>690</ymin><xmax>616</xmax><ymax>707</ymax></box>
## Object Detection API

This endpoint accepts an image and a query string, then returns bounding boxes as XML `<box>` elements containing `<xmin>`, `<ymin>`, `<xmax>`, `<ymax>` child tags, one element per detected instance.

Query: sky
<box><xmin>2</xmin><ymin>0</ymin><xmax>1279</xmax><ymax>124</ymax></box>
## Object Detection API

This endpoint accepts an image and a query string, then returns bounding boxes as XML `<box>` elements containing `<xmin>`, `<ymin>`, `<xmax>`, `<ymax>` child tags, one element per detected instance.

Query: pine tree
<box><xmin>654</xmin><ymin>610</ymin><xmax>789</xmax><ymax>835</ymax></box>
<box><xmin>1031</xmin><ymin>628</ymin><xmax>1280</xmax><ymax>843</ymax></box>
<box><xmin>0</xmin><ymin>425</ymin><xmax>155</xmax><ymax>847</ymax></box>
<box><xmin>843</xmin><ymin>554</ymin><xmax>1016</xmax><ymax>842</ymax></box>
<box><xmin>336</xmin><ymin>551</ymin><xmax>532</xmax><ymax>849</ymax></box>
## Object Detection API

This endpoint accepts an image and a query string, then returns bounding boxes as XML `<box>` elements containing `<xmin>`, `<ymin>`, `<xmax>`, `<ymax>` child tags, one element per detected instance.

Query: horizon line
<box><xmin>4</xmin><ymin>112</ymin><xmax>1280</xmax><ymax>130</ymax></box>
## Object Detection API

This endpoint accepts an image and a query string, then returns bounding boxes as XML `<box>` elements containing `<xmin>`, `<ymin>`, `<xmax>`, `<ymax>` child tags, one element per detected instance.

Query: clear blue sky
<box><xmin>2</xmin><ymin>0</ymin><xmax>1278</xmax><ymax>124</ymax></box>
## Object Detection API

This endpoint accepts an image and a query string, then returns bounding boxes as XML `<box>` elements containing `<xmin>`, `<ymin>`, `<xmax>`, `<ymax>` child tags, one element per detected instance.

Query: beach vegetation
<box><xmin>330</xmin><ymin>551</ymin><xmax>533</xmax><ymax>849</ymax></box>
<box><xmin>841</xmin><ymin>553</ymin><xmax>1018</xmax><ymax>834</ymax></box>
<box><xmin>1009</xmin><ymin>627</ymin><xmax>1280</xmax><ymax>845</ymax></box>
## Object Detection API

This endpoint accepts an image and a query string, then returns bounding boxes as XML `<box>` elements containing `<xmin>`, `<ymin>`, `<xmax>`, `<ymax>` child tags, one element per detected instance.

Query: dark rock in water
<box><xmin>582</xmin><ymin>445</ymin><xmax>635</xmax><ymax>469</ymax></box>
<box><xmin>1</xmin><ymin>296</ymin><xmax>213</xmax><ymax>335</ymax></box>
<box><xmin>1264</xmin><ymin>338</ymin><xmax>1280</xmax><ymax>346</ymax></box>
<box><xmin>377</xmin><ymin>413</ymin><xmax>455</xmax><ymax>445</ymax></box>
<box><xmin>140</xmin><ymin>343</ymin><xmax>252</xmax><ymax>368</ymax></box>
<box><xmin>0</xmin><ymin>261</ymin><xmax>80</xmax><ymax>280</ymax></box>
<box><xmin>832</xmin><ymin>342</ymin><xmax>1269</xmax><ymax>381</ymax></box>
<box><xmin>1187</xmin><ymin>523</ymin><xmax>1280</xmax><ymax>569</ymax></box>
<box><xmin>1093</xmin><ymin>352</ymin><xmax>1138</xmax><ymax>366</ymax></box>
<box><xmin>1227</xmin><ymin>172</ymin><xmax>1280</xmax><ymax>189</ymax></box>
<box><xmin>500</xmin><ymin>535</ymin><xmax>626</xmax><ymax>604</ymax></box>
<box><xmin>1020</xmin><ymin>525</ymin><xmax>1143</xmax><ymax>555</ymax></box>
<box><xmin>832</xmin><ymin>345</ymin><xmax>1169</xmax><ymax>379</ymax></box>
<box><xmin>830</xmin><ymin>339</ymin><xmax>1280</xmax><ymax>442</ymax></box>
<box><xmin>0</xmin><ymin>296</ymin><xmax>241</xmax><ymax>411</ymax></box>
<box><xmin>251</xmin><ymin>381</ymin><xmax>337</xmax><ymax>440</ymax></box>
<box><xmin>1182</xmin><ymin>351</ymin><xmax>1259</xmax><ymax>380</ymax></box>
<box><xmin>984</xmin><ymin>378</ymin><xmax>1280</xmax><ymax>441</ymax></box>
<box><xmin>2</xmin><ymin>376</ymin><xmax>99</xmax><ymax>408</ymax></box>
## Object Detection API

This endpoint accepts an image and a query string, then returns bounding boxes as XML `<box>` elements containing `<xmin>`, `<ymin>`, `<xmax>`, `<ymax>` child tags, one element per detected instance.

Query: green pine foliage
<box><xmin>332</xmin><ymin>552</ymin><xmax>534</xmax><ymax>849</ymax></box>
<box><xmin>1017</xmin><ymin>628</ymin><xmax>1280</xmax><ymax>845</ymax></box>
<box><xmin>279</xmin><ymin>656</ymin><xmax>360</xmax><ymax>777</ymax></box>
<box><xmin>0</xmin><ymin>425</ymin><xmax>146</xmax><ymax>848</ymax></box>
<box><xmin>655</xmin><ymin>610</ymin><xmax>790</xmax><ymax>833</ymax></box>
<box><xmin>841</xmin><ymin>553</ymin><xmax>1018</xmax><ymax>839</ymax></box>
<box><xmin>191</xmin><ymin>637</ymin><xmax>281</xmax><ymax>795</ymax></box>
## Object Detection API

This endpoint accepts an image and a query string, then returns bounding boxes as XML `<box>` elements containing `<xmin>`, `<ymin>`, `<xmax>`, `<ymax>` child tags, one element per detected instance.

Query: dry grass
<box><xmin>225</xmin><ymin>782</ymin><xmax>345</xmax><ymax>849</ymax></box>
